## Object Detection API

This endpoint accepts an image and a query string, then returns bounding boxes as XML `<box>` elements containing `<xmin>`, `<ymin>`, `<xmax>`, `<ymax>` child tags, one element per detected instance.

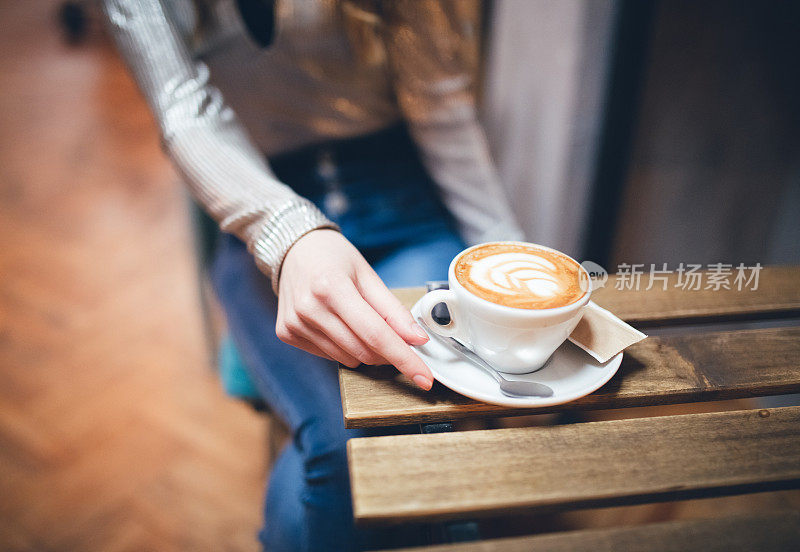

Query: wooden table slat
<box><xmin>341</xmin><ymin>268</ymin><xmax>800</xmax><ymax>428</ymax></box>
<box><xmin>393</xmin><ymin>266</ymin><xmax>800</xmax><ymax>325</ymax></box>
<box><xmin>574</xmin><ymin>265</ymin><xmax>800</xmax><ymax>324</ymax></box>
<box><xmin>387</xmin><ymin>511</ymin><xmax>800</xmax><ymax>552</ymax></box>
<box><xmin>348</xmin><ymin>406</ymin><xmax>800</xmax><ymax>524</ymax></box>
<box><xmin>340</xmin><ymin>326</ymin><xmax>800</xmax><ymax>428</ymax></box>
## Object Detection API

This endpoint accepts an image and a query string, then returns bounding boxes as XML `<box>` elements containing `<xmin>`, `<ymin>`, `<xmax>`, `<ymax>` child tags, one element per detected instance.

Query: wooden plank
<box><xmin>340</xmin><ymin>326</ymin><xmax>800</xmax><ymax>428</ymax></box>
<box><xmin>391</xmin><ymin>266</ymin><xmax>800</xmax><ymax>325</ymax></box>
<box><xmin>387</xmin><ymin>511</ymin><xmax>800</xmax><ymax>552</ymax></box>
<box><xmin>348</xmin><ymin>406</ymin><xmax>800</xmax><ymax>524</ymax></box>
<box><xmin>594</xmin><ymin>265</ymin><xmax>800</xmax><ymax>324</ymax></box>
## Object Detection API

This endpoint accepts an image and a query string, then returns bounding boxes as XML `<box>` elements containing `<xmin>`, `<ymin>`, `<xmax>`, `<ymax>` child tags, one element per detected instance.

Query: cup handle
<box><xmin>418</xmin><ymin>289</ymin><xmax>467</xmax><ymax>343</ymax></box>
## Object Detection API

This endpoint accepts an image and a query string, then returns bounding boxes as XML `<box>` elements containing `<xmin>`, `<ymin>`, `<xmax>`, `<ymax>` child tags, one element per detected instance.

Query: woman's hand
<box><xmin>276</xmin><ymin>229</ymin><xmax>433</xmax><ymax>390</ymax></box>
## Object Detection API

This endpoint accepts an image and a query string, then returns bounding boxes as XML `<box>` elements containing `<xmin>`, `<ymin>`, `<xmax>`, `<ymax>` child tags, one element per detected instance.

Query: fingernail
<box><xmin>412</xmin><ymin>322</ymin><xmax>429</xmax><ymax>341</ymax></box>
<box><xmin>412</xmin><ymin>374</ymin><xmax>433</xmax><ymax>390</ymax></box>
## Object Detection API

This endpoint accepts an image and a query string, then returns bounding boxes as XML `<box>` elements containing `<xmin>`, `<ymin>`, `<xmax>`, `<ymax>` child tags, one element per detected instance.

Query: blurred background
<box><xmin>1</xmin><ymin>0</ymin><xmax>798</xmax><ymax>550</ymax></box>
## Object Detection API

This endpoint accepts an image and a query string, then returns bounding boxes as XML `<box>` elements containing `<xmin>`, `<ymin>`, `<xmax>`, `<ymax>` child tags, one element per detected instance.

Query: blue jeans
<box><xmin>210</xmin><ymin>126</ymin><xmax>465</xmax><ymax>551</ymax></box>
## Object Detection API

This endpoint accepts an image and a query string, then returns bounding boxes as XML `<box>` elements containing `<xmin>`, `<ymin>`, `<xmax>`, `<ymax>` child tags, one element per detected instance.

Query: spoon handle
<box><xmin>417</xmin><ymin>317</ymin><xmax>503</xmax><ymax>384</ymax></box>
<box><xmin>417</xmin><ymin>317</ymin><xmax>555</xmax><ymax>398</ymax></box>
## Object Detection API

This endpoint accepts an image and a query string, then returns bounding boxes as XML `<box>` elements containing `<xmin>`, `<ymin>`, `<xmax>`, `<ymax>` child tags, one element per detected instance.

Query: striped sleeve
<box><xmin>100</xmin><ymin>0</ymin><xmax>338</xmax><ymax>293</ymax></box>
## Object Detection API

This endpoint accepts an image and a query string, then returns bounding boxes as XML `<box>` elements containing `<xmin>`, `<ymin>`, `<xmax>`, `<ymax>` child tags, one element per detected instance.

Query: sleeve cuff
<box><xmin>248</xmin><ymin>199</ymin><xmax>340</xmax><ymax>294</ymax></box>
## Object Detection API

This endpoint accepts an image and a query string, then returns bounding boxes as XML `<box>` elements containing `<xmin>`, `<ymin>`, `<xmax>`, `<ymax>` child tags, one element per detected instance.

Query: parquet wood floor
<box><xmin>0</xmin><ymin>2</ymin><xmax>265</xmax><ymax>550</ymax></box>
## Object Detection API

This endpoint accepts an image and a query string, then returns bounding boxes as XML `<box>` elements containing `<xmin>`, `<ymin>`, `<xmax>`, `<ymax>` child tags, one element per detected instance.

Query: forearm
<box><xmin>165</xmin><ymin>118</ymin><xmax>336</xmax><ymax>291</ymax></box>
<box><xmin>101</xmin><ymin>0</ymin><xmax>336</xmax><ymax>291</ymax></box>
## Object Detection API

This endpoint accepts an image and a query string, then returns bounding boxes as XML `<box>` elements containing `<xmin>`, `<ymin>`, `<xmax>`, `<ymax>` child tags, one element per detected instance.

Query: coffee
<box><xmin>454</xmin><ymin>243</ymin><xmax>586</xmax><ymax>309</ymax></box>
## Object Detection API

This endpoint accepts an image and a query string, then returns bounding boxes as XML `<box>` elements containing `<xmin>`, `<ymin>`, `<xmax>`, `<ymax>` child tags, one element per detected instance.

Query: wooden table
<box><xmin>340</xmin><ymin>266</ymin><xmax>800</xmax><ymax>550</ymax></box>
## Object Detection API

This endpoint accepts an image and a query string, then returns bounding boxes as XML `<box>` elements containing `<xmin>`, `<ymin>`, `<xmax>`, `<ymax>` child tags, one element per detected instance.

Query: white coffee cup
<box><xmin>418</xmin><ymin>242</ymin><xmax>591</xmax><ymax>374</ymax></box>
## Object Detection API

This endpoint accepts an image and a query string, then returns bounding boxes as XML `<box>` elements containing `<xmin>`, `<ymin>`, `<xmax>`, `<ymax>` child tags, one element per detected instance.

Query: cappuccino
<box><xmin>454</xmin><ymin>243</ymin><xmax>586</xmax><ymax>310</ymax></box>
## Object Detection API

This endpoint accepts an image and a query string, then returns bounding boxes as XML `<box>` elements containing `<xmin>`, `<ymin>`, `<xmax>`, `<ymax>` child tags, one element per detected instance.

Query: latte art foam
<box><xmin>455</xmin><ymin>243</ymin><xmax>586</xmax><ymax>309</ymax></box>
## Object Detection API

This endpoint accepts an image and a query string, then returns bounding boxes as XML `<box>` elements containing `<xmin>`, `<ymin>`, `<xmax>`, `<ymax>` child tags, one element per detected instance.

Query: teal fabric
<box><xmin>218</xmin><ymin>334</ymin><xmax>260</xmax><ymax>400</ymax></box>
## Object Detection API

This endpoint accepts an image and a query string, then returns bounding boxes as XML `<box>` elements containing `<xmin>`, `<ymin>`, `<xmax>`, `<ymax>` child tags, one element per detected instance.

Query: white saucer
<box><xmin>410</xmin><ymin>299</ymin><xmax>623</xmax><ymax>408</ymax></box>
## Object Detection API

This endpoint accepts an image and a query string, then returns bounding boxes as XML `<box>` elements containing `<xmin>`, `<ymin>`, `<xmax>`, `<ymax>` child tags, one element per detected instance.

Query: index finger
<box><xmin>329</xmin><ymin>283</ymin><xmax>433</xmax><ymax>390</ymax></box>
<box><xmin>355</xmin><ymin>264</ymin><xmax>429</xmax><ymax>346</ymax></box>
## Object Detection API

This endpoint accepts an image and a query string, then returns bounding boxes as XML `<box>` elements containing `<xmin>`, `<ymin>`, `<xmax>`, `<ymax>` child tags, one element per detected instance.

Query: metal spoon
<box><xmin>416</xmin><ymin>318</ymin><xmax>554</xmax><ymax>398</ymax></box>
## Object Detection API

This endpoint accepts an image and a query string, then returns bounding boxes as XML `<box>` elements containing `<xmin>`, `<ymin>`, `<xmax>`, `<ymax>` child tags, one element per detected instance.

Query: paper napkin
<box><xmin>569</xmin><ymin>301</ymin><xmax>647</xmax><ymax>363</ymax></box>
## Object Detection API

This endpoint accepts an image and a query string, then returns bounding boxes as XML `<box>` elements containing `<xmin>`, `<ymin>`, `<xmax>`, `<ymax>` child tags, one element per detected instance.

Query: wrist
<box><xmin>249</xmin><ymin>200</ymin><xmax>339</xmax><ymax>294</ymax></box>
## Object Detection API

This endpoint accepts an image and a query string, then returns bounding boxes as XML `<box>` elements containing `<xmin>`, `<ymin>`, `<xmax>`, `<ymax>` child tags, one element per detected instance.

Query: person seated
<box><xmin>102</xmin><ymin>1</ymin><xmax>522</xmax><ymax>549</ymax></box>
